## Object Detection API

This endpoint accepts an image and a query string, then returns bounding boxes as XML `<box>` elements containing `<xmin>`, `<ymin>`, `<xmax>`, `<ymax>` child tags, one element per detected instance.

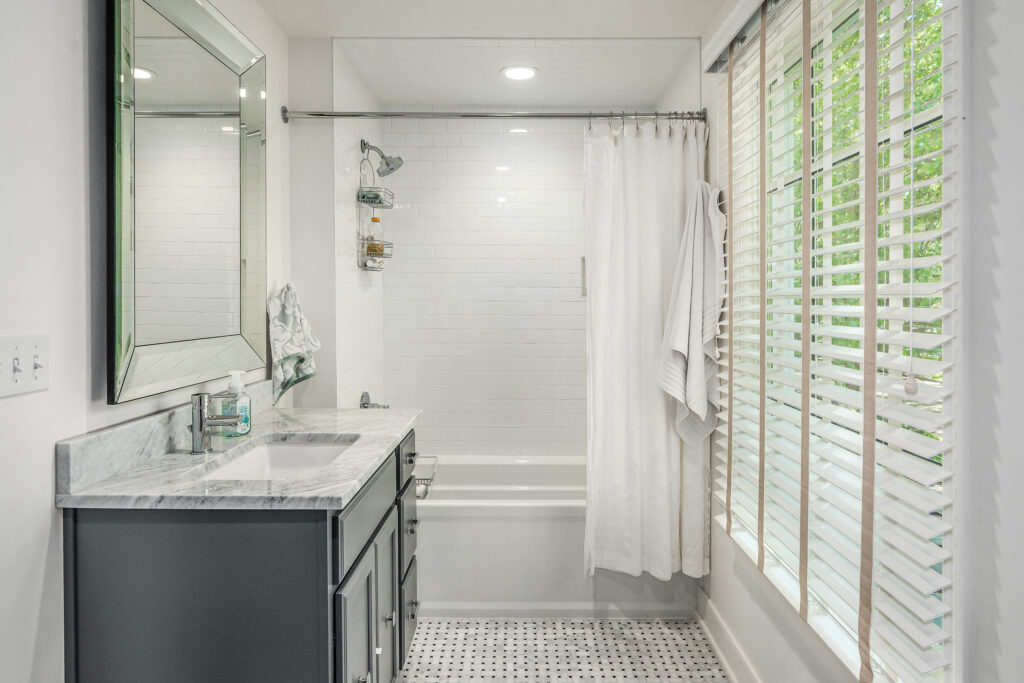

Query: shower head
<box><xmin>376</xmin><ymin>153</ymin><xmax>404</xmax><ymax>177</ymax></box>
<box><xmin>360</xmin><ymin>139</ymin><xmax>404</xmax><ymax>177</ymax></box>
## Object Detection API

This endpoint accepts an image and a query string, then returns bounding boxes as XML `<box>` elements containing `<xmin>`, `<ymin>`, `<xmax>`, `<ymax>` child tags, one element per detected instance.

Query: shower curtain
<box><xmin>583</xmin><ymin>119</ymin><xmax>708</xmax><ymax>581</ymax></box>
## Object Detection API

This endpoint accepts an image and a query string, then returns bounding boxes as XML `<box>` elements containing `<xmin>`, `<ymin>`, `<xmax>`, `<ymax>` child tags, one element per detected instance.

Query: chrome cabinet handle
<box><xmin>407</xmin><ymin>519</ymin><xmax>419</xmax><ymax>535</ymax></box>
<box><xmin>358</xmin><ymin>674</ymin><xmax>372</xmax><ymax>683</ymax></box>
<box><xmin>409</xmin><ymin>600</ymin><xmax>420</xmax><ymax>620</ymax></box>
<box><xmin>405</xmin><ymin>451</ymin><xmax>418</xmax><ymax>465</ymax></box>
<box><xmin>385</xmin><ymin>611</ymin><xmax>396</xmax><ymax>624</ymax></box>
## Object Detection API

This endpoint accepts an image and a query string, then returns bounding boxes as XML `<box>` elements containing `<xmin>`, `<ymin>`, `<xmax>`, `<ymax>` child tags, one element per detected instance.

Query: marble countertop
<box><xmin>55</xmin><ymin>408</ymin><xmax>420</xmax><ymax>511</ymax></box>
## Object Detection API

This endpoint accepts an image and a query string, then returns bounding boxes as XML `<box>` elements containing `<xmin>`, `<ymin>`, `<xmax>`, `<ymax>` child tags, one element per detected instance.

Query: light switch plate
<box><xmin>0</xmin><ymin>334</ymin><xmax>50</xmax><ymax>398</ymax></box>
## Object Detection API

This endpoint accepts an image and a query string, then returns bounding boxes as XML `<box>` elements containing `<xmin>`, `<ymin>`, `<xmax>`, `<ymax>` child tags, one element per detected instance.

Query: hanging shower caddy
<box><xmin>357</xmin><ymin>156</ymin><xmax>394</xmax><ymax>271</ymax></box>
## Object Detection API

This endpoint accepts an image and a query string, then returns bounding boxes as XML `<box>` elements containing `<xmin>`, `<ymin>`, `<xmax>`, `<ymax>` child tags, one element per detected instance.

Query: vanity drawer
<box><xmin>396</xmin><ymin>430</ymin><xmax>417</xmax><ymax>489</ymax></box>
<box><xmin>334</xmin><ymin>456</ymin><xmax>398</xmax><ymax>583</ymax></box>
<box><xmin>398</xmin><ymin>478</ymin><xmax>418</xmax><ymax>576</ymax></box>
<box><xmin>399</xmin><ymin>556</ymin><xmax>418</xmax><ymax>670</ymax></box>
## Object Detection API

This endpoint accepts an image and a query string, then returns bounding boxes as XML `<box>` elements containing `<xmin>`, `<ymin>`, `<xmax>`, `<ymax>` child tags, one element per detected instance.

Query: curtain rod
<box><xmin>136</xmin><ymin>111</ymin><xmax>238</xmax><ymax>118</ymax></box>
<box><xmin>280</xmin><ymin>106</ymin><xmax>707</xmax><ymax>123</ymax></box>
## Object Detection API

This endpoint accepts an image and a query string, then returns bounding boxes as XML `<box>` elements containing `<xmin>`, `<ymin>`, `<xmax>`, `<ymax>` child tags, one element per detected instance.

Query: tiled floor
<box><xmin>401</xmin><ymin>618</ymin><xmax>729</xmax><ymax>682</ymax></box>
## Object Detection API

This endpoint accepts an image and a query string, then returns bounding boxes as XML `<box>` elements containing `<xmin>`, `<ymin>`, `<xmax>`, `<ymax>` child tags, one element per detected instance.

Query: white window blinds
<box><xmin>713</xmin><ymin>1</ymin><xmax>959</xmax><ymax>681</ymax></box>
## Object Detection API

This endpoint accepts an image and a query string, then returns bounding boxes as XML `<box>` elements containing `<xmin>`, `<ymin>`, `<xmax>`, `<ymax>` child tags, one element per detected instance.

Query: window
<box><xmin>714</xmin><ymin>1</ymin><xmax>959</xmax><ymax>680</ymax></box>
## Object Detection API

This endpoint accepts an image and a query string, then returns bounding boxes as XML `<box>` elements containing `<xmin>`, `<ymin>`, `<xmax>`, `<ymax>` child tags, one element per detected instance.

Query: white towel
<box><xmin>659</xmin><ymin>182</ymin><xmax>728</xmax><ymax>445</ymax></box>
<box><xmin>267</xmin><ymin>282</ymin><xmax>321</xmax><ymax>404</ymax></box>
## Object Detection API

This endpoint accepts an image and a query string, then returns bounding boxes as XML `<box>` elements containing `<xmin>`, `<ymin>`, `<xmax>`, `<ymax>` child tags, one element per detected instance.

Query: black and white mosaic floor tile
<box><xmin>401</xmin><ymin>618</ymin><xmax>729</xmax><ymax>682</ymax></box>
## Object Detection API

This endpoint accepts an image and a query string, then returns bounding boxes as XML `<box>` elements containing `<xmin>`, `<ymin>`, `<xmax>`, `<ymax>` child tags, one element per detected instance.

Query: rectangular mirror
<box><xmin>109</xmin><ymin>0</ymin><xmax>267</xmax><ymax>403</ymax></box>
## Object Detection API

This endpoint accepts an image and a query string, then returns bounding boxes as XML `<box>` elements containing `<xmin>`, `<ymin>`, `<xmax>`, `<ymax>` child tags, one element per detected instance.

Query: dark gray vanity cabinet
<box><xmin>63</xmin><ymin>430</ymin><xmax>417</xmax><ymax>683</ymax></box>
<box><xmin>336</xmin><ymin>545</ymin><xmax>376</xmax><ymax>683</ymax></box>
<box><xmin>336</xmin><ymin>506</ymin><xmax>400</xmax><ymax>683</ymax></box>
<box><xmin>395</xmin><ymin>430</ymin><xmax>420</xmax><ymax>670</ymax></box>
<box><xmin>375</xmin><ymin>509</ymin><xmax>400</xmax><ymax>683</ymax></box>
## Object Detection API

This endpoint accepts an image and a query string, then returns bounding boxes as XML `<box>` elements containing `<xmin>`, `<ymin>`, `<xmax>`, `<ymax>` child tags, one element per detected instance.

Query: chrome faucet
<box><xmin>190</xmin><ymin>393</ymin><xmax>241</xmax><ymax>454</ymax></box>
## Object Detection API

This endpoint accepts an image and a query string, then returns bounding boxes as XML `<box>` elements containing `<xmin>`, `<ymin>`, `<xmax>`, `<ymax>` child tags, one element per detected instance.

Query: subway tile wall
<box><xmin>134</xmin><ymin>117</ymin><xmax>241</xmax><ymax>345</ymax></box>
<box><xmin>336</xmin><ymin>120</ymin><xmax>385</xmax><ymax>408</ymax></box>
<box><xmin>380</xmin><ymin>109</ymin><xmax>590</xmax><ymax>457</ymax></box>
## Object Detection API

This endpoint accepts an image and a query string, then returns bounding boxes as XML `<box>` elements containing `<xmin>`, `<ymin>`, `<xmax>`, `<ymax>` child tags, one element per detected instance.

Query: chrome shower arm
<box><xmin>361</xmin><ymin>139</ymin><xmax>384</xmax><ymax>158</ymax></box>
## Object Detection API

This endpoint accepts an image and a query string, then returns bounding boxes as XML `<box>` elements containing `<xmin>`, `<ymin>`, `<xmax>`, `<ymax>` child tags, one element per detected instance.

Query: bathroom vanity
<box><xmin>57</xmin><ymin>407</ymin><xmax>421</xmax><ymax>683</ymax></box>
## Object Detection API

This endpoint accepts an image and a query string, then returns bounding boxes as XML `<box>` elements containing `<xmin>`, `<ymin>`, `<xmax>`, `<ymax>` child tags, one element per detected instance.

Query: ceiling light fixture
<box><xmin>495</xmin><ymin>165</ymin><xmax>509</xmax><ymax>171</ymax></box>
<box><xmin>221</xmin><ymin>126</ymin><xmax>236</xmax><ymax>132</ymax></box>
<box><xmin>501</xmin><ymin>65</ymin><xmax>537</xmax><ymax>81</ymax></box>
<box><xmin>508</xmin><ymin>128</ymin><xmax>529</xmax><ymax>134</ymax></box>
<box><xmin>133</xmin><ymin>67</ymin><xmax>154</xmax><ymax>79</ymax></box>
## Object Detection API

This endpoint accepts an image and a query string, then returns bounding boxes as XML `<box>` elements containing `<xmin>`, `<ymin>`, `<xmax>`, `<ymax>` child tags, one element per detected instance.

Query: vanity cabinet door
<box><xmin>374</xmin><ymin>509</ymin><xmax>400</xmax><ymax>683</ymax></box>
<box><xmin>399</xmin><ymin>556</ymin><xmax>419</xmax><ymax>670</ymax></box>
<box><xmin>335</xmin><ymin>550</ymin><xmax>376</xmax><ymax>683</ymax></box>
<box><xmin>398</xmin><ymin>478</ymin><xmax>418</xmax><ymax>577</ymax></box>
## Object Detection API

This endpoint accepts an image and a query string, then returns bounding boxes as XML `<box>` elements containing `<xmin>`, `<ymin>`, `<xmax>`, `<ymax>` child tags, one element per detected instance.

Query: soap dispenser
<box><xmin>221</xmin><ymin>371</ymin><xmax>251</xmax><ymax>437</ymax></box>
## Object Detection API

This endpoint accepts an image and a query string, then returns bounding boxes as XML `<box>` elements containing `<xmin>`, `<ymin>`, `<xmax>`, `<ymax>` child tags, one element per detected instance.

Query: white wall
<box><xmin>289</xmin><ymin>39</ymin><xmax>340</xmax><ymax>408</ymax></box>
<box><xmin>288</xmin><ymin>40</ymin><xmax>383</xmax><ymax>410</ymax></box>
<box><xmin>961</xmin><ymin>0</ymin><xmax>1024</xmax><ymax>679</ymax></box>
<box><xmin>379</xmin><ymin>112</ymin><xmax>588</xmax><ymax>457</ymax></box>
<box><xmin>656</xmin><ymin>39</ymin><xmax>703</xmax><ymax>114</ymax></box>
<box><xmin>333</xmin><ymin>42</ymin><xmax>384</xmax><ymax>409</ymax></box>
<box><xmin>0</xmin><ymin>1</ymin><xmax>289</xmax><ymax>680</ymax></box>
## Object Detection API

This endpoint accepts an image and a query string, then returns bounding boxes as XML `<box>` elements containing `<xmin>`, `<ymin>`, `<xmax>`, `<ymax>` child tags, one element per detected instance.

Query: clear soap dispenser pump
<box><xmin>221</xmin><ymin>371</ymin><xmax>251</xmax><ymax>437</ymax></box>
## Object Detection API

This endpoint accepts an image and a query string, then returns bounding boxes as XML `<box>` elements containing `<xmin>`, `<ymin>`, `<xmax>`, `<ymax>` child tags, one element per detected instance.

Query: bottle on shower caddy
<box><xmin>366</xmin><ymin>216</ymin><xmax>385</xmax><ymax>256</ymax></box>
<box><xmin>220</xmin><ymin>370</ymin><xmax>251</xmax><ymax>437</ymax></box>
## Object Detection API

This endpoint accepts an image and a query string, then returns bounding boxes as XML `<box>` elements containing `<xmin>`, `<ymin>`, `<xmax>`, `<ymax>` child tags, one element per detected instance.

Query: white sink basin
<box><xmin>201</xmin><ymin>440</ymin><xmax>356</xmax><ymax>481</ymax></box>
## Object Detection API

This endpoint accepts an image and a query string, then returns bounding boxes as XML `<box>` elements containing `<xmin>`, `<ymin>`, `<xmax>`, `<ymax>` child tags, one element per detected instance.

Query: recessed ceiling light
<box><xmin>221</xmin><ymin>126</ymin><xmax>236</xmax><ymax>132</ymax></box>
<box><xmin>508</xmin><ymin>128</ymin><xmax>529</xmax><ymax>134</ymax></box>
<box><xmin>497</xmin><ymin>197</ymin><xmax>508</xmax><ymax>203</ymax></box>
<box><xmin>501</xmin><ymin>65</ymin><xmax>537</xmax><ymax>81</ymax></box>
<box><xmin>495</xmin><ymin>165</ymin><xmax>509</xmax><ymax>171</ymax></box>
<box><xmin>133</xmin><ymin>67</ymin><xmax>154</xmax><ymax>79</ymax></box>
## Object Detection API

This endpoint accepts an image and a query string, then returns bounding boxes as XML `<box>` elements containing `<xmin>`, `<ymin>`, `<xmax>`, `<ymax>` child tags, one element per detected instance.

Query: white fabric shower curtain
<box><xmin>583</xmin><ymin>120</ymin><xmax>708</xmax><ymax>581</ymax></box>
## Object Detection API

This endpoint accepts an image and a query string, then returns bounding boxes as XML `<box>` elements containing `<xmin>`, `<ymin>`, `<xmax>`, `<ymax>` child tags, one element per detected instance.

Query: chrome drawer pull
<box><xmin>409</xmin><ymin>600</ymin><xmax>420</xmax><ymax>620</ymax></box>
<box><xmin>407</xmin><ymin>519</ymin><xmax>419</xmax><ymax>535</ymax></box>
<box><xmin>405</xmin><ymin>451</ymin><xmax>418</xmax><ymax>465</ymax></box>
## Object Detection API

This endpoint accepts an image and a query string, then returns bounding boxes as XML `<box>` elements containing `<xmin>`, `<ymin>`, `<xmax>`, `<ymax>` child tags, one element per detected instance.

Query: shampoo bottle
<box><xmin>221</xmin><ymin>371</ymin><xmax>251</xmax><ymax>437</ymax></box>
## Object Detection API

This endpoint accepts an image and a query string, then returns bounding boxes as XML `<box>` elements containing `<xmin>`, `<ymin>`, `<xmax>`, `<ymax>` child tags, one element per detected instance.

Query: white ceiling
<box><xmin>136</xmin><ymin>37</ymin><xmax>241</xmax><ymax>110</ymax></box>
<box><xmin>253</xmin><ymin>0</ymin><xmax>723</xmax><ymax>40</ymax></box>
<box><xmin>135</xmin><ymin>0</ymin><xmax>246</xmax><ymax>110</ymax></box>
<box><xmin>336</xmin><ymin>38</ymin><xmax>700</xmax><ymax>108</ymax></box>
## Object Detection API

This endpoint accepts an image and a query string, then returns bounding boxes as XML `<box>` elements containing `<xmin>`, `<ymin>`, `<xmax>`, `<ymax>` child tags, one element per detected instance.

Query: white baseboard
<box><xmin>420</xmin><ymin>600</ymin><xmax>694</xmax><ymax>619</ymax></box>
<box><xmin>696</xmin><ymin>589</ymin><xmax>762</xmax><ymax>683</ymax></box>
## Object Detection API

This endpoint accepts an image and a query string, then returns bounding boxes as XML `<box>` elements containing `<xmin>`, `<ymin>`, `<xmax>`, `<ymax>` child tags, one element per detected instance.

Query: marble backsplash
<box><xmin>56</xmin><ymin>379</ymin><xmax>274</xmax><ymax>494</ymax></box>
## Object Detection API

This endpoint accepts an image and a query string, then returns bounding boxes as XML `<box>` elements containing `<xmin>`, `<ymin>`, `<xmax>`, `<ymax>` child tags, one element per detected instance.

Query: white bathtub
<box><xmin>415</xmin><ymin>455</ymin><xmax>697</xmax><ymax>618</ymax></box>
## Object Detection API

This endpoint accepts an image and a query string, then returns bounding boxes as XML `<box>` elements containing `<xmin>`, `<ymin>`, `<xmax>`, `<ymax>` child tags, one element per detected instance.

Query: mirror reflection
<box><xmin>134</xmin><ymin>2</ymin><xmax>242</xmax><ymax>345</ymax></box>
<box><xmin>110</xmin><ymin>0</ymin><xmax>267</xmax><ymax>403</ymax></box>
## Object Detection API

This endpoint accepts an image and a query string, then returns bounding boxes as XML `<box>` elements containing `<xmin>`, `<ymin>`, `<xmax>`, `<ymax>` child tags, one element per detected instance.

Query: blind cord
<box><xmin>904</xmin><ymin>8</ymin><xmax>920</xmax><ymax>397</ymax></box>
